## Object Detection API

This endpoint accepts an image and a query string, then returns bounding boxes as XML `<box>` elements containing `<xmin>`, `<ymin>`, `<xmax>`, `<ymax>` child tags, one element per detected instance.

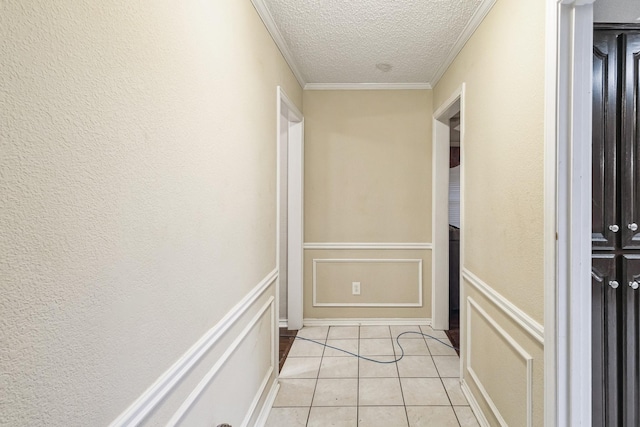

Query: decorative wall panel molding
<box><xmin>463</xmin><ymin>268</ymin><xmax>544</xmax><ymax>344</ymax></box>
<box><xmin>109</xmin><ymin>269</ymin><xmax>277</xmax><ymax>426</ymax></box>
<box><xmin>304</xmin><ymin>242</ymin><xmax>433</xmax><ymax>250</ymax></box>
<box><xmin>466</xmin><ymin>297</ymin><xmax>533</xmax><ymax>427</ymax></box>
<box><xmin>168</xmin><ymin>297</ymin><xmax>275</xmax><ymax>426</ymax></box>
<box><xmin>312</xmin><ymin>258</ymin><xmax>423</xmax><ymax>307</ymax></box>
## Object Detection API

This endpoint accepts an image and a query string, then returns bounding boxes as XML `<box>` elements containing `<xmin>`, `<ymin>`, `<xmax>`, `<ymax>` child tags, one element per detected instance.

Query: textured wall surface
<box><xmin>303</xmin><ymin>90</ymin><xmax>432</xmax><ymax>319</ymax></box>
<box><xmin>0</xmin><ymin>0</ymin><xmax>301</xmax><ymax>425</ymax></box>
<box><xmin>433</xmin><ymin>0</ymin><xmax>546</xmax><ymax>424</ymax></box>
<box><xmin>262</xmin><ymin>0</ymin><xmax>482</xmax><ymax>83</ymax></box>
<box><xmin>434</xmin><ymin>0</ymin><xmax>545</xmax><ymax>324</ymax></box>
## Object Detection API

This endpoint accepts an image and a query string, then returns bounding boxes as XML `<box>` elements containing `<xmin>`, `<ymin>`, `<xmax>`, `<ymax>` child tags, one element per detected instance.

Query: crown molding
<box><xmin>430</xmin><ymin>0</ymin><xmax>497</xmax><ymax>87</ymax></box>
<box><xmin>304</xmin><ymin>83</ymin><xmax>432</xmax><ymax>91</ymax></box>
<box><xmin>250</xmin><ymin>0</ymin><xmax>307</xmax><ymax>87</ymax></box>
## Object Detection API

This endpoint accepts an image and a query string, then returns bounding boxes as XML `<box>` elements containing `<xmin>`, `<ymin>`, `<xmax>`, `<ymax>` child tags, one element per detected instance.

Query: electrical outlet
<box><xmin>352</xmin><ymin>282</ymin><xmax>361</xmax><ymax>295</ymax></box>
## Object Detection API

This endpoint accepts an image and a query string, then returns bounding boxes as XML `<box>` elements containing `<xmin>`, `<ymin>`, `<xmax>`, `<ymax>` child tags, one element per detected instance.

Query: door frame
<box><xmin>276</xmin><ymin>86</ymin><xmax>304</xmax><ymax>330</ymax></box>
<box><xmin>432</xmin><ymin>84</ymin><xmax>465</xmax><ymax>332</ymax></box>
<box><xmin>544</xmin><ymin>0</ymin><xmax>595</xmax><ymax>425</ymax></box>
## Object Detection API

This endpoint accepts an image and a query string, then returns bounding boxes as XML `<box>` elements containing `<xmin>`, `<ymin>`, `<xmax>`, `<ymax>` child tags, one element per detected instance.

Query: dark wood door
<box><xmin>622</xmin><ymin>255</ymin><xmax>640</xmax><ymax>426</ymax></box>
<box><xmin>621</xmin><ymin>34</ymin><xmax>640</xmax><ymax>250</ymax></box>
<box><xmin>593</xmin><ymin>31</ymin><xmax>619</xmax><ymax>250</ymax></box>
<box><xmin>592</xmin><ymin>254</ymin><xmax>621</xmax><ymax>427</ymax></box>
<box><xmin>593</xmin><ymin>26</ymin><xmax>640</xmax><ymax>427</ymax></box>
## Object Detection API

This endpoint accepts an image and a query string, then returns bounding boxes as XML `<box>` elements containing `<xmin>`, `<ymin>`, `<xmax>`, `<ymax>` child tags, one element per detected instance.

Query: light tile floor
<box><xmin>266</xmin><ymin>325</ymin><xmax>480</xmax><ymax>427</ymax></box>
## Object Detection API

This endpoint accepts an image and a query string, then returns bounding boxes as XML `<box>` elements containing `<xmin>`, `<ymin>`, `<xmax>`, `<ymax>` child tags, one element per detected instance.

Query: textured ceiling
<box><xmin>261</xmin><ymin>0</ymin><xmax>485</xmax><ymax>85</ymax></box>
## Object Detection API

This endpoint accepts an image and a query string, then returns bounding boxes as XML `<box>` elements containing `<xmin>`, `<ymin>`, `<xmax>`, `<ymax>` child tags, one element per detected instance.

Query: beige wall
<box><xmin>0</xmin><ymin>0</ymin><xmax>300</xmax><ymax>425</ymax></box>
<box><xmin>303</xmin><ymin>90</ymin><xmax>432</xmax><ymax>319</ymax></box>
<box><xmin>433</xmin><ymin>0</ymin><xmax>546</xmax><ymax>424</ymax></box>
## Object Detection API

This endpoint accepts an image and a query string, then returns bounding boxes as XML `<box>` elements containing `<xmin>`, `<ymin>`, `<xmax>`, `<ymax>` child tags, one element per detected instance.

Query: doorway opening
<box><xmin>432</xmin><ymin>85</ymin><xmax>464</xmax><ymax>345</ymax></box>
<box><xmin>447</xmin><ymin>113</ymin><xmax>461</xmax><ymax>352</ymax></box>
<box><xmin>276</xmin><ymin>86</ymin><xmax>304</xmax><ymax>336</ymax></box>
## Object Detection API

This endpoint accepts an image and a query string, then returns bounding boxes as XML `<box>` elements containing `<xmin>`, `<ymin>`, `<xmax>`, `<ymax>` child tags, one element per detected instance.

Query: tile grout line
<box><xmin>391</xmin><ymin>326</ymin><xmax>411</xmax><ymax>427</ymax></box>
<box><xmin>356</xmin><ymin>325</ymin><xmax>360</xmax><ymax>427</ymax></box>
<box><xmin>304</xmin><ymin>327</ymin><xmax>328</xmax><ymax>427</ymax></box>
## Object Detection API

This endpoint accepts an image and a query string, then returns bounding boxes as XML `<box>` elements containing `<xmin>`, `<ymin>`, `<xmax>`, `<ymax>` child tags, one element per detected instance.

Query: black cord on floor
<box><xmin>293</xmin><ymin>331</ymin><xmax>459</xmax><ymax>365</ymax></box>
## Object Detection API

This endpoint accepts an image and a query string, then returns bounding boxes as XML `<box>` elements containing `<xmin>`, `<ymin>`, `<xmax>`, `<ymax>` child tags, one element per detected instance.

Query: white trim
<box><xmin>303</xmin><ymin>318</ymin><xmax>431</xmax><ymax>326</ymax></box>
<box><xmin>545</xmin><ymin>0</ymin><xmax>595</xmax><ymax>425</ymax></box>
<box><xmin>461</xmin><ymin>379</ymin><xmax>490</xmax><ymax>427</ymax></box>
<box><xmin>467</xmin><ymin>297</ymin><xmax>534</xmax><ymax>427</ymax></box>
<box><xmin>278</xmin><ymin>319</ymin><xmax>288</xmax><ymax>329</ymax></box>
<box><xmin>432</xmin><ymin>84</ymin><xmax>465</xmax><ymax>331</ymax></box>
<box><xmin>240</xmin><ymin>297</ymin><xmax>276</xmax><ymax>427</ymax></box>
<box><xmin>304</xmin><ymin>83</ymin><xmax>431</xmax><ymax>90</ymax></box>
<box><xmin>304</xmin><ymin>242</ymin><xmax>433</xmax><ymax>250</ymax></box>
<box><xmin>463</xmin><ymin>269</ymin><xmax>544</xmax><ymax>344</ymax></box>
<box><xmin>277</xmin><ymin>87</ymin><xmax>305</xmax><ymax>331</ymax></box>
<box><xmin>253</xmin><ymin>382</ymin><xmax>280</xmax><ymax>427</ymax></box>
<box><xmin>168</xmin><ymin>297</ymin><xmax>276</xmax><ymax>426</ymax></box>
<box><xmin>543</xmin><ymin>1</ymin><xmax>560</xmax><ymax>424</ymax></box>
<box><xmin>250</xmin><ymin>0</ymin><xmax>306</xmax><ymax>87</ymax></box>
<box><xmin>430</xmin><ymin>0</ymin><xmax>497</xmax><ymax>86</ymax></box>
<box><xmin>109</xmin><ymin>269</ymin><xmax>277</xmax><ymax>427</ymax></box>
<box><xmin>312</xmin><ymin>258</ymin><xmax>423</xmax><ymax>307</ymax></box>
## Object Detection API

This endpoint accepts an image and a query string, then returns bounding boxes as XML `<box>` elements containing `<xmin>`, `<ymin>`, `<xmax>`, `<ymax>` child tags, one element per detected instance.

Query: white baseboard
<box><xmin>461</xmin><ymin>378</ymin><xmax>490</xmax><ymax>427</ymax></box>
<box><xmin>278</xmin><ymin>319</ymin><xmax>288</xmax><ymax>329</ymax></box>
<box><xmin>303</xmin><ymin>318</ymin><xmax>431</xmax><ymax>326</ymax></box>
<box><xmin>253</xmin><ymin>381</ymin><xmax>280</xmax><ymax>427</ymax></box>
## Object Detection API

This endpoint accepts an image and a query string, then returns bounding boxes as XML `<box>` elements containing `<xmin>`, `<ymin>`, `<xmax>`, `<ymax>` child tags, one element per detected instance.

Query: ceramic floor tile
<box><xmin>265</xmin><ymin>407</ymin><xmax>309</xmax><ymax>427</ymax></box>
<box><xmin>406</xmin><ymin>406</ymin><xmax>459</xmax><ymax>427</ymax></box>
<box><xmin>319</xmin><ymin>356</ymin><xmax>358</xmax><ymax>378</ymax></box>
<box><xmin>287</xmin><ymin>338</ymin><xmax>325</xmax><ymax>357</ymax></box>
<box><xmin>279</xmin><ymin>356</ymin><xmax>322</xmax><ymax>379</ymax></box>
<box><xmin>401</xmin><ymin>378</ymin><xmax>451</xmax><ymax>406</ymax></box>
<box><xmin>307</xmin><ymin>406</ymin><xmax>357</xmax><ymax>427</ymax></box>
<box><xmin>442</xmin><ymin>378</ymin><xmax>468</xmax><ymax>405</ymax></box>
<box><xmin>420</xmin><ymin>325</ymin><xmax>449</xmax><ymax>339</ymax></box>
<box><xmin>359</xmin><ymin>338</ymin><xmax>395</xmax><ymax>356</ymax></box>
<box><xmin>312</xmin><ymin>378</ymin><xmax>358</xmax><ymax>407</ymax></box>
<box><xmin>426</xmin><ymin>338</ymin><xmax>458</xmax><ymax>356</ymax></box>
<box><xmin>359</xmin><ymin>377</ymin><xmax>404</xmax><ymax>406</ymax></box>
<box><xmin>454</xmin><ymin>406</ymin><xmax>481</xmax><ymax>427</ymax></box>
<box><xmin>397</xmin><ymin>356</ymin><xmax>439</xmax><ymax>378</ymax></box>
<box><xmin>358</xmin><ymin>406</ymin><xmax>409</xmax><ymax>427</ymax></box>
<box><xmin>390</xmin><ymin>325</ymin><xmax>423</xmax><ymax>338</ymax></box>
<box><xmin>360</xmin><ymin>325</ymin><xmax>391</xmax><ymax>339</ymax></box>
<box><xmin>324</xmin><ymin>339</ymin><xmax>358</xmax><ymax>357</ymax></box>
<box><xmin>297</xmin><ymin>326</ymin><xmax>329</xmax><ymax>340</ymax></box>
<box><xmin>273</xmin><ymin>379</ymin><xmax>317</xmax><ymax>407</ymax></box>
<box><xmin>359</xmin><ymin>359</ymin><xmax>399</xmax><ymax>378</ymax></box>
<box><xmin>432</xmin><ymin>355</ymin><xmax>460</xmax><ymax>378</ymax></box>
<box><xmin>394</xmin><ymin>337</ymin><xmax>431</xmax><ymax>356</ymax></box>
<box><xmin>328</xmin><ymin>326</ymin><xmax>359</xmax><ymax>339</ymax></box>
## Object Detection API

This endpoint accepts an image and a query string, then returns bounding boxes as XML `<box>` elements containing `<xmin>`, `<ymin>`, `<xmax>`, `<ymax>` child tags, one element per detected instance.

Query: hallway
<box><xmin>266</xmin><ymin>325</ymin><xmax>480</xmax><ymax>427</ymax></box>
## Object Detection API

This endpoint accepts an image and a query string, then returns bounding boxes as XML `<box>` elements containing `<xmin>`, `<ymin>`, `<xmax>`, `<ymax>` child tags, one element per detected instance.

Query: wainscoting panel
<box><xmin>313</xmin><ymin>258</ymin><xmax>422</xmax><ymax>307</ymax></box>
<box><xmin>466</xmin><ymin>296</ymin><xmax>532</xmax><ymax>427</ymax></box>
<box><xmin>303</xmin><ymin>248</ymin><xmax>432</xmax><ymax>319</ymax></box>
<box><xmin>170</xmin><ymin>297</ymin><xmax>275</xmax><ymax>426</ymax></box>
<box><xmin>112</xmin><ymin>270</ymin><xmax>278</xmax><ymax>427</ymax></box>
<box><xmin>461</xmin><ymin>272</ymin><xmax>545</xmax><ymax>427</ymax></box>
